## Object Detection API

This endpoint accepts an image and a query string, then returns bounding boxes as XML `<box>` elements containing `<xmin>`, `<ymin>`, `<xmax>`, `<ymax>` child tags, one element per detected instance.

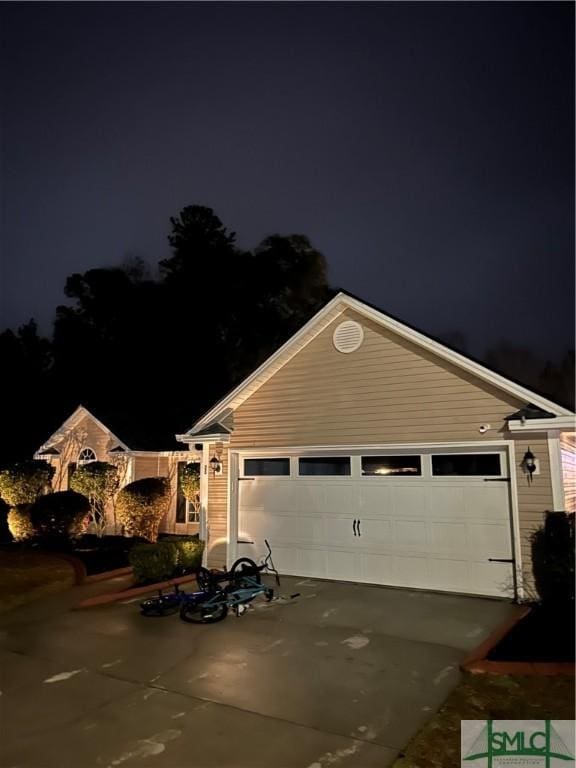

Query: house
<box><xmin>35</xmin><ymin>291</ymin><xmax>575</xmax><ymax>600</ymax></box>
<box><xmin>177</xmin><ymin>291</ymin><xmax>575</xmax><ymax>601</ymax></box>
<box><xmin>34</xmin><ymin>405</ymin><xmax>203</xmax><ymax>536</ymax></box>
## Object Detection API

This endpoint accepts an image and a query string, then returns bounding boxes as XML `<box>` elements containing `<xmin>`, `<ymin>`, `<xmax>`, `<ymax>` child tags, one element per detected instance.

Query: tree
<box><xmin>70</xmin><ymin>461</ymin><xmax>119</xmax><ymax>537</ymax></box>
<box><xmin>116</xmin><ymin>477</ymin><xmax>170</xmax><ymax>542</ymax></box>
<box><xmin>0</xmin><ymin>460</ymin><xmax>55</xmax><ymax>507</ymax></box>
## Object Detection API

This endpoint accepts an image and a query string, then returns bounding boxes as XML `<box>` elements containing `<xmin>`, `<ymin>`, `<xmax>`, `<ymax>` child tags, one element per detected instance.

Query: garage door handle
<box><xmin>352</xmin><ymin>519</ymin><xmax>358</xmax><ymax>536</ymax></box>
<box><xmin>357</xmin><ymin>520</ymin><xmax>362</xmax><ymax>537</ymax></box>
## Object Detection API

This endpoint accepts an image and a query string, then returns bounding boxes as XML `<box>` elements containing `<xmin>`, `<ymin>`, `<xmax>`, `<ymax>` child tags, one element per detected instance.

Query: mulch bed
<box><xmin>70</xmin><ymin>535</ymin><xmax>143</xmax><ymax>575</ymax></box>
<box><xmin>487</xmin><ymin>602</ymin><xmax>575</xmax><ymax>663</ymax></box>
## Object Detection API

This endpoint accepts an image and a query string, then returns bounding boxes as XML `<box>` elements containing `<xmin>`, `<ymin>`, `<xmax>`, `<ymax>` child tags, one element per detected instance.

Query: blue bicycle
<box><xmin>179</xmin><ymin>540</ymin><xmax>280</xmax><ymax>624</ymax></box>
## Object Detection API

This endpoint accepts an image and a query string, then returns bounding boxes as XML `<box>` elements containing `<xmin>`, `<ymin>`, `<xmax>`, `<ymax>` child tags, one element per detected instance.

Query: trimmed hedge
<box><xmin>129</xmin><ymin>536</ymin><xmax>204</xmax><ymax>584</ymax></box>
<box><xmin>130</xmin><ymin>542</ymin><xmax>177</xmax><ymax>584</ymax></box>
<box><xmin>29</xmin><ymin>491</ymin><xmax>91</xmax><ymax>543</ymax></box>
<box><xmin>0</xmin><ymin>460</ymin><xmax>55</xmax><ymax>506</ymax></box>
<box><xmin>116</xmin><ymin>477</ymin><xmax>170</xmax><ymax>542</ymax></box>
<box><xmin>166</xmin><ymin>536</ymin><xmax>204</xmax><ymax>571</ymax></box>
<box><xmin>7</xmin><ymin>504</ymin><xmax>35</xmax><ymax>541</ymax></box>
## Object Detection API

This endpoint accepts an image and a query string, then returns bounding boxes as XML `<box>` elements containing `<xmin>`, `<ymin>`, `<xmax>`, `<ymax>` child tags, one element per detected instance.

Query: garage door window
<box><xmin>244</xmin><ymin>458</ymin><xmax>290</xmax><ymax>476</ymax></box>
<box><xmin>362</xmin><ymin>455</ymin><xmax>421</xmax><ymax>476</ymax></box>
<box><xmin>432</xmin><ymin>453</ymin><xmax>501</xmax><ymax>476</ymax></box>
<box><xmin>298</xmin><ymin>457</ymin><xmax>351</xmax><ymax>476</ymax></box>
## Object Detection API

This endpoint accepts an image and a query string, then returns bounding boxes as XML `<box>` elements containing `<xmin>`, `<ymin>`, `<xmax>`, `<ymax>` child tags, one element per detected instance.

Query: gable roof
<box><xmin>184</xmin><ymin>291</ymin><xmax>574</xmax><ymax>436</ymax></box>
<box><xmin>37</xmin><ymin>404</ymin><xmax>185</xmax><ymax>454</ymax></box>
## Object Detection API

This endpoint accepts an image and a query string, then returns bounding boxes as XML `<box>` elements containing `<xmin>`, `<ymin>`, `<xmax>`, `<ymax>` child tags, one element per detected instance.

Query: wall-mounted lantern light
<box><xmin>521</xmin><ymin>447</ymin><xmax>537</xmax><ymax>484</ymax></box>
<box><xmin>210</xmin><ymin>453</ymin><xmax>222</xmax><ymax>476</ymax></box>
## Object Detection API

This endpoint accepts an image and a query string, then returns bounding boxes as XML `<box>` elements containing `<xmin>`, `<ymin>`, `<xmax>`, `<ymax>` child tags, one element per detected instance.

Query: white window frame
<box><xmin>77</xmin><ymin>447</ymin><xmax>97</xmax><ymax>465</ymax></box>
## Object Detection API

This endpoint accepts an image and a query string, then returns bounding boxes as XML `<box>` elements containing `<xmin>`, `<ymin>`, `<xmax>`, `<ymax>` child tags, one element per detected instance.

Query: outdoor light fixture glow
<box><xmin>521</xmin><ymin>447</ymin><xmax>537</xmax><ymax>484</ymax></box>
<box><xmin>210</xmin><ymin>454</ymin><xmax>222</xmax><ymax>475</ymax></box>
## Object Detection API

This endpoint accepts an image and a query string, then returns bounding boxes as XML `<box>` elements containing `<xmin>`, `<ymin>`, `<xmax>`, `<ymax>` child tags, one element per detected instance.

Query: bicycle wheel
<box><xmin>180</xmin><ymin>597</ymin><xmax>228</xmax><ymax>624</ymax></box>
<box><xmin>196</xmin><ymin>567</ymin><xmax>214</xmax><ymax>592</ymax></box>
<box><xmin>230</xmin><ymin>557</ymin><xmax>261</xmax><ymax>587</ymax></box>
<box><xmin>140</xmin><ymin>598</ymin><xmax>180</xmax><ymax>617</ymax></box>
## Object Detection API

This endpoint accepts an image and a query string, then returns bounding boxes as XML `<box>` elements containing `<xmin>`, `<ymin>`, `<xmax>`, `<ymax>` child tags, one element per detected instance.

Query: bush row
<box><xmin>129</xmin><ymin>536</ymin><xmax>204</xmax><ymax>584</ymax></box>
<box><xmin>7</xmin><ymin>491</ymin><xmax>90</xmax><ymax>544</ymax></box>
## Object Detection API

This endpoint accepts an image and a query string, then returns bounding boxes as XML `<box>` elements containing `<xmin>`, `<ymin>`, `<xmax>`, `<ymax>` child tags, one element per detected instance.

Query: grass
<box><xmin>394</xmin><ymin>672</ymin><xmax>575</xmax><ymax>768</ymax></box>
<box><xmin>0</xmin><ymin>549</ymin><xmax>76</xmax><ymax>614</ymax></box>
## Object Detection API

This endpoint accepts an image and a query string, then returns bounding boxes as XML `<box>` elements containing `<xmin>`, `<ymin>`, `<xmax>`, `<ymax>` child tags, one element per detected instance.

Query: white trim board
<box><xmin>35</xmin><ymin>405</ymin><xmax>131</xmax><ymax>454</ymax></box>
<box><xmin>187</xmin><ymin>293</ymin><xmax>573</xmax><ymax>435</ymax></box>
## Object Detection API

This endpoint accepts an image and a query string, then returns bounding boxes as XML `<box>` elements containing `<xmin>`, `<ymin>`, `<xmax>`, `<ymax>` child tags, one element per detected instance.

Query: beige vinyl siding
<box><xmin>560</xmin><ymin>432</ymin><xmax>576</xmax><ymax>513</ymax></box>
<box><xmin>231</xmin><ymin>309</ymin><xmax>523</xmax><ymax>448</ymax></box>
<box><xmin>48</xmin><ymin>414</ymin><xmax>117</xmax><ymax>491</ymax></box>
<box><xmin>206</xmin><ymin>444</ymin><xmax>228</xmax><ymax>568</ymax></box>
<box><xmin>512</xmin><ymin>436</ymin><xmax>554</xmax><ymax>596</ymax></box>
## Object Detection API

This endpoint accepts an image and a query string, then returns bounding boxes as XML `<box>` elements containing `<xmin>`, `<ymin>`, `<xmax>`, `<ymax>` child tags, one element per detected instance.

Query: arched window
<box><xmin>78</xmin><ymin>447</ymin><xmax>97</xmax><ymax>465</ymax></box>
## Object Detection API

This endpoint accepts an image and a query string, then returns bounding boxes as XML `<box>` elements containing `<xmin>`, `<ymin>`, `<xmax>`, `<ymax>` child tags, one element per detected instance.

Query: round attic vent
<box><xmin>333</xmin><ymin>320</ymin><xmax>364</xmax><ymax>353</ymax></box>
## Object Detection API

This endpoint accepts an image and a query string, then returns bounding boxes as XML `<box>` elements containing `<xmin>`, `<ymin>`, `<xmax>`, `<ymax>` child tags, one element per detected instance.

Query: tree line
<box><xmin>1</xmin><ymin>205</ymin><xmax>573</xmax><ymax>464</ymax></box>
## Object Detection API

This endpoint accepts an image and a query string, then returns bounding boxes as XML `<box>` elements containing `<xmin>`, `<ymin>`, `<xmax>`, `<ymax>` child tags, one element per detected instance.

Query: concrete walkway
<box><xmin>0</xmin><ymin>575</ymin><xmax>516</xmax><ymax>768</ymax></box>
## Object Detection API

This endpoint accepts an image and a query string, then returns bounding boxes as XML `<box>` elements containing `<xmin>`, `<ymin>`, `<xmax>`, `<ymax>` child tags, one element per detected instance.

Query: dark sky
<box><xmin>1</xmin><ymin>2</ymin><xmax>574</xmax><ymax>358</ymax></box>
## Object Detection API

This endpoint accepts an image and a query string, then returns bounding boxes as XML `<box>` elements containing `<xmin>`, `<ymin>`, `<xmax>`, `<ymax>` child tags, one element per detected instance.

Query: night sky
<box><xmin>2</xmin><ymin>2</ymin><xmax>574</xmax><ymax>358</ymax></box>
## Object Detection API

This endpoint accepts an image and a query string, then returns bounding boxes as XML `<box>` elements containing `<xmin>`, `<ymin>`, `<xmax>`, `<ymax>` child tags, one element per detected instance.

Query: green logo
<box><xmin>463</xmin><ymin>720</ymin><xmax>574</xmax><ymax>767</ymax></box>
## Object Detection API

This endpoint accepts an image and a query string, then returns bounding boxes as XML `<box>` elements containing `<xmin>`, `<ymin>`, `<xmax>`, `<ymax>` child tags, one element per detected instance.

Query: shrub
<box><xmin>531</xmin><ymin>511</ymin><xmax>575</xmax><ymax>606</ymax></box>
<box><xmin>29</xmin><ymin>491</ymin><xmax>91</xmax><ymax>544</ymax></box>
<box><xmin>116</xmin><ymin>477</ymin><xmax>170</xmax><ymax>542</ymax></box>
<box><xmin>7</xmin><ymin>504</ymin><xmax>35</xmax><ymax>541</ymax></box>
<box><xmin>0</xmin><ymin>460</ymin><xmax>55</xmax><ymax>506</ymax></box>
<box><xmin>70</xmin><ymin>461</ymin><xmax>119</xmax><ymax>537</ymax></box>
<box><xmin>0</xmin><ymin>498</ymin><xmax>10</xmax><ymax>542</ymax></box>
<box><xmin>168</xmin><ymin>536</ymin><xmax>204</xmax><ymax>572</ymax></box>
<box><xmin>130</xmin><ymin>542</ymin><xmax>178</xmax><ymax>584</ymax></box>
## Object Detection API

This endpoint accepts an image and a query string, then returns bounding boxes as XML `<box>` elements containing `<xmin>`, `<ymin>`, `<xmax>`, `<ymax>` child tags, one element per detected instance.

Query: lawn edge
<box><xmin>461</xmin><ymin>605</ymin><xmax>575</xmax><ymax>676</ymax></box>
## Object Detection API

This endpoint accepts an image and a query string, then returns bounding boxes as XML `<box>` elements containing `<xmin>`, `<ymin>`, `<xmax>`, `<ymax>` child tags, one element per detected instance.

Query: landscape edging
<box><xmin>461</xmin><ymin>605</ymin><xmax>575</xmax><ymax>676</ymax></box>
<box><xmin>75</xmin><ymin>572</ymin><xmax>199</xmax><ymax>609</ymax></box>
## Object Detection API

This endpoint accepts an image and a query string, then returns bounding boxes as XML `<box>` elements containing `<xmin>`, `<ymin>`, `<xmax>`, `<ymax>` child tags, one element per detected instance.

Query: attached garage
<box><xmin>177</xmin><ymin>291</ymin><xmax>575</xmax><ymax>601</ymax></box>
<box><xmin>236</xmin><ymin>448</ymin><xmax>515</xmax><ymax>598</ymax></box>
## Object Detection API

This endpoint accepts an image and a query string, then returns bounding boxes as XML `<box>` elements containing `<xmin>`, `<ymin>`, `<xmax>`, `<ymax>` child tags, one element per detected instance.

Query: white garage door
<box><xmin>236</xmin><ymin>449</ymin><xmax>515</xmax><ymax>598</ymax></box>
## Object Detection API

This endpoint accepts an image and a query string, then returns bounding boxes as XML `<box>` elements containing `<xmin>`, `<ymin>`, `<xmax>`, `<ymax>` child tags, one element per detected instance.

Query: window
<box><xmin>298</xmin><ymin>457</ymin><xmax>351</xmax><ymax>476</ymax></box>
<box><xmin>244</xmin><ymin>458</ymin><xmax>290</xmax><ymax>476</ymax></box>
<box><xmin>78</xmin><ymin>447</ymin><xmax>96</xmax><ymax>465</ymax></box>
<box><xmin>432</xmin><ymin>453</ymin><xmax>501</xmax><ymax>476</ymax></box>
<box><xmin>362</xmin><ymin>455</ymin><xmax>422</xmax><ymax>476</ymax></box>
<box><xmin>187</xmin><ymin>501</ymin><xmax>200</xmax><ymax>524</ymax></box>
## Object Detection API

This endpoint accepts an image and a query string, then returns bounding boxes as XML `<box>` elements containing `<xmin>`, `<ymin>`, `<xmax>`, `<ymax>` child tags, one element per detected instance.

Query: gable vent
<box><xmin>333</xmin><ymin>320</ymin><xmax>364</xmax><ymax>353</ymax></box>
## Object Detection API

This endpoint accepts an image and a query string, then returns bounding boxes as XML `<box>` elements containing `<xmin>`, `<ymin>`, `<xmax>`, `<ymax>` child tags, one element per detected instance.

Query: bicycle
<box><xmin>179</xmin><ymin>540</ymin><xmax>282</xmax><ymax>624</ymax></box>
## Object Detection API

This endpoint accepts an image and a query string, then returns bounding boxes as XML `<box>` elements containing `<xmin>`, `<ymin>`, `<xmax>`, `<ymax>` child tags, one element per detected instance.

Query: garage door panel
<box><xmin>470</xmin><ymin>561</ymin><xmax>514</xmax><ymax>598</ymax></box>
<box><xmin>356</xmin><ymin>517</ymin><xmax>393</xmax><ymax>544</ymax></box>
<box><xmin>325</xmin><ymin>549</ymin><xmax>356</xmax><ymax>582</ymax></box>
<box><xmin>468</xmin><ymin>522</ymin><xmax>511</xmax><ymax>558</ymax></box>
<box><xmin>240</xmin><ymin>481</ymin><xmax>296</xmax><ymax>511</ymax></box>
<box><xmin>394</xmin><ymin>555</ymin><xmax>429</xmax><ymax>587</ymax></box>
<box><xmin>324</xmin><ymin>484</ymin><xmax>357</xmax><ymax>514</ymax></box>
<box><xmin>359</xmin><ymin>485</ymin><xmax>393</xmax><ymax>515</ymax></box>
<box><xmin>322</xmin><ymin>516</ymin><xmax>358</xmax><ymax>546</ymax></box>
<box><xmin>237</xmin><ymin>449</ymin><xmax>514</xmax><ymax>598</ymax></box>
<box><xmin>358</xmin><ymin>552</ymin><xmax>395</xmax><ymax>584</ymax></box>
<box><xmin>464</xmin><ymin>485</ymin><xmax>509</xmax><ymax>518</ymax></box>
<box><xmin>430</xmin><ymin>522</ymin><xmax>468</xmax><ymax>553</ymax></box>
<box><xmin>394</xmin><ymin>520</ymin><xmax>428</xmax><ymax>549</ymax></box>
<box><xmin>391</xmin><ymin>486</ymin><xmax>427</xmax><ymax>516</ymax></box>
<box><xmin>297</xmin><ymin>484</ymin><xmax>327</xmax><ymax>513</ymax></box>
<box><xmin>428</xmin><ymin>558</ymin><xmax>470</xmax><ymax>590</ymax></box>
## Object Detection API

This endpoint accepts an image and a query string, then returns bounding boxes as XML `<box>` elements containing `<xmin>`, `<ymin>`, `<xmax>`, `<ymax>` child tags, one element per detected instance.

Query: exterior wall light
<box><xmin>521</xmin><ymin>447</ymin><xmax>537</xmax><ymax>484</ymax></box>
<box><xmin>210</xmin><ymin>454</ymin><xmax>222</xmax><ymax>476</ymax></box>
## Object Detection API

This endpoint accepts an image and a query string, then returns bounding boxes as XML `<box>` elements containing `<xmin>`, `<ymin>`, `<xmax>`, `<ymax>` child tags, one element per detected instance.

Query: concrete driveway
<box><xmin>0</xmin><ymin>575</ymin><xmax>515</xmax><ymax>768</ymax></box>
